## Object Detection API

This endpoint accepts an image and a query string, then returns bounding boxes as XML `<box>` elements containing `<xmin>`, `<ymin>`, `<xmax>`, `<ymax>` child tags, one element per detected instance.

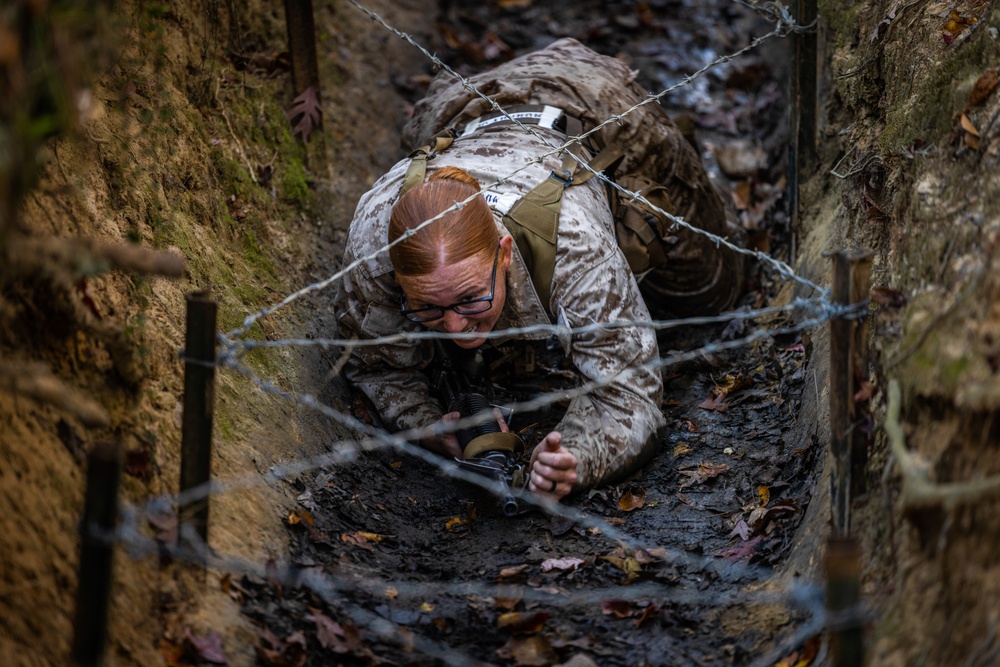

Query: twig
<box><xmin>886</xmin><ymin>380</ymin><xmax>1000</xmax><ymax>511</ymax></box>
<box><xmin>0</xmin><ymin>362</ymin><xmax>110</xmax><ymax>426</ymax></box>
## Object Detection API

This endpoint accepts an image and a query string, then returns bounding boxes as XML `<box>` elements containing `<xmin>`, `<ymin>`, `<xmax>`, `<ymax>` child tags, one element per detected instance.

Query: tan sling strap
<box><xmin>400</xmin><ymin>128</ymin><xmax>457</xmax><ymax>195</ymax></box>
<box><xmin>501</xmin><ymin>137</ymin><xmax>623</xmax><ymax>318</ymax></box>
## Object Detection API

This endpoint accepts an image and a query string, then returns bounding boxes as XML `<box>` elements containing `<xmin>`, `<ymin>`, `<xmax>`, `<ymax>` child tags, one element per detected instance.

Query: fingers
<box><xmin>528</xmin><ymin>433</ymin><xmax>578</xmax><ymax>500</ymax></box>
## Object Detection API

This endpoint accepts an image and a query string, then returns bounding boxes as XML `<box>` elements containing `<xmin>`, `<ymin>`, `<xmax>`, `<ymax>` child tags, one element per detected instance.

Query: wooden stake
<box><xmin>284</xmin><ymin>0</ymin><xmax>321</xmax><ymax>103</ymax></box>
<box><xmin>825</xmin><ymin>537</ymin><xmax>865</xmax><ymax>667</ymax></box>
<box><xmin>179</xmin><ymin>289</ymin><xmax>217</xmax><ymax>563</ymax></box>
<box><xmin>788</xmin><ymin>0</ymin><xmax>817</xmax><ymax>266</ymax></box>
<box><xmin>72</xmin><ymin>441</ymin><xmax>122</xmax><ymax>667</ymax></box>
<box><xmin>829</xmin><ymin>249</ymin><xmax>873</xmax><ymax>536</ymax></box>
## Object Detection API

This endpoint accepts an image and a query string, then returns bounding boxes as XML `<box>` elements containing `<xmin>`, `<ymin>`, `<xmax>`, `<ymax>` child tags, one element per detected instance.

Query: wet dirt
<box><xmin>236</xmin><ymin>2</ymin><xmax>821</xmax><ymax>666</ymax></box>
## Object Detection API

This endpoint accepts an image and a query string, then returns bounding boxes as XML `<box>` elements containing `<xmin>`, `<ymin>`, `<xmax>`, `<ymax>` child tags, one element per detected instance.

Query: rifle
<box><xmin>430</xmin><ymin>341</ymin><xmax>526</xmax><ymax>517</ymax></box>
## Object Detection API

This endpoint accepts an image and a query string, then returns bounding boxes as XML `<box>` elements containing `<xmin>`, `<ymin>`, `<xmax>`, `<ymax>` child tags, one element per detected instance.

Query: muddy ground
<box><xmin>230</xmin><ymin>3</ymin><xmax>826</xmax><ymax>666</ymax></box>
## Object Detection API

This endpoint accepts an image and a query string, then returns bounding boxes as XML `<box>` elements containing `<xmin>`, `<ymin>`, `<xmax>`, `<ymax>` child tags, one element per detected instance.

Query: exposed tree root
<box><xmin>5</xmin><ymin>233</ymin><xmax>185</xmax><ymax>278</ymax></box>
<box><xmin>0</xmin><ymin>361</ymin><xmax>110</xmax><ymax>426</ymax></box>
<box><xmin>886</xmin><ymin>379</ymin><xmax>1000</xmax><ymax>512</ymax></box>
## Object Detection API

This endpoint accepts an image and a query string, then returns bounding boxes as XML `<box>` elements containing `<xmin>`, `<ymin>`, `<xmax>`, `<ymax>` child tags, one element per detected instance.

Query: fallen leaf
<box><xmin>496</xmin><ymin>634</ymin><xmax>558</xmax><ymax>666</ymax></box>
<box><xmin>446</xmin><ymin>517</ymin><xmax>470</xmax><ymax>533</ymax></box>
<box><xmin>286</xmin><ymin>510</ymin><xmax>314</xmax><ymax>527</ymax></box>
<box><xmin>678</xmin><ymin>462</ymin><xmax>731</xmax><ymax>488</ymax></box>
<box><xmin>499</xmin><ymin>564</ymin><xmax>531</xmax><ymax>581</ymax></box>
<box><xmin>340</xmin><ymin>532</ymin><xmax>376</xmax><ymax>551</ymax></box>
<box><xmin>870</xmin><ymin>286</ymin><xmax>907</xmax><ymax>307</ymax></box>
<box><xmin>540</xmin><ymin>557</ymin><xmax>586</xmax><ymax>573</ymax></box>
<box><xmin>757</xmin><ymin>485</ymin><xmax>770</xmax><ymax>507</ymax></box>
<box><xmin>673</xmin><ymin>443</ymin><xmax>692</xmax><ymax>457</ymax></box>
<box><xmin>307</xmin><ymin>610</ymin><xmax>354</xmax><ymax>654</ymax></box>
<box><xmin>730</xmin><ymin>519</ymin><xmax>751</xmax><ymax>541</ymax></box>
<box><xmin>184</xmin><ymin>628</ymin><xmax>228</xmax><ymax>665</ymax></box>
<box><xmin>698</xmin><ymin>392</ymin><xmax>729</xmax><ymax>412</ymax></box>
<box><xmin>966</xmin><ymin>68</ymin><xmax>999</xmax><ymax>110</ymax></box>
<box><xmin>256</xmin><ymin>628</ymin><xmax>307</xmax><ymax>667</ymax></box>
<box><xmin>285</xmin><ymin>86</ymin><xmax>321</xmax><ymax>142</ymax></box>
<box><xmin>961</xmin><ymin>113</ymin><xmax>981</xmax><ymax>137</ymax></box>
<box><xmin>715</xmin><ymin>536</ymin><xmax>763</xmax><ymax>563</ymax></box>
<box><xmin>498</xmin><ymin>611</ymin><xmax>549</xmax><ymax>634</ymax></box>
<box><xmin>618</xmin><ymin>487</ymin><xmax>646</xmax><ymax>511</ymax></box>
<box><xmin>636</xmin><ymin>547</ymin><xmax>667</xmax><ymax>563</ymax></box>
<box><xmin>124</xmin><ymin>448</ymin><xmax>150</xmax><ymax>478</ymax></box>
<box><xmin>385</xmin><ymin>586</ymin><xmax>398</xmax><ymax>599</ymax></box>
<box><xmin>633</xmin><ymin>602</ymin><xmax>661</xmax><ymax>627</ymax></box>
<box><xmin>600</xmin><ymin>599</ymin><xmax>633</xmax><ymax>618</ymax></box>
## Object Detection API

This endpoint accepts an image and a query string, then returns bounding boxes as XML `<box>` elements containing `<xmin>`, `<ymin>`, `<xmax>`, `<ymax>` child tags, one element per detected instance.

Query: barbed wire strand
<box><xmin>226</xmin><ymin>0</ymin><xmax>817</xmax><ymax>340</ymax></box>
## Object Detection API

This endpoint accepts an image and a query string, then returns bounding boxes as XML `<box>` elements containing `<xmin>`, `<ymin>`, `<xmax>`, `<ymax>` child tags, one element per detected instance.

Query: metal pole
<box><xmin>829</xmin><ymin>249</ymin><xmax>873</xmax><ymax>536</ymax></box>
<box><xmin>825</xmin><ymin>537</ymin><xmax>865</xmax><ymax>666</ymax></box>
<box><xmin>179</xmin><ymin>289</ymin><xmax>217</xmax><ymax>563</ymax></box>
<box><xmin>72</xmin><ymin>441</ymin><xmax>122</xmax><ymax>667</ymax></box>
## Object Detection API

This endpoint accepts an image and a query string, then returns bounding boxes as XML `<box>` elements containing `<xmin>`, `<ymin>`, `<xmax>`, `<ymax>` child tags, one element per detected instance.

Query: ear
<box><xmin>499</xmin><ymin>234</ymin><xmax>514</xmax><ymax>271</ymax></box>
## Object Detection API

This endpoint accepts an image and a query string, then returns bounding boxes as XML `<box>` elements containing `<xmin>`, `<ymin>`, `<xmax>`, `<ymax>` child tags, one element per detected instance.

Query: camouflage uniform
<box><xmin>335</xmin><ymin>38</ymin><xmax>741</xmax><ymax>490</ymax></box>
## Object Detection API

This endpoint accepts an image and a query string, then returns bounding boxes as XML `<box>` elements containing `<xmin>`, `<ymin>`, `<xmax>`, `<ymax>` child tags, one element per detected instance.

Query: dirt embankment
<box><xmin>797</xmin><ymin>1</ymin><xmax>1000</xmax><ymax>665</ymax></box>
<box><xmin>1</xmin><ymin>1</ymin><xmax>429</xmax><ymax>664</ymax></box>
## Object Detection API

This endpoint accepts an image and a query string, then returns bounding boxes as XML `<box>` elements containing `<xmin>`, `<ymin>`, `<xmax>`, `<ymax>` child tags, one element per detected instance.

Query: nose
<box><xmin>437</xmin><ymin>309</ymin><xmax>468</xmax><ymax>334</ymax></box>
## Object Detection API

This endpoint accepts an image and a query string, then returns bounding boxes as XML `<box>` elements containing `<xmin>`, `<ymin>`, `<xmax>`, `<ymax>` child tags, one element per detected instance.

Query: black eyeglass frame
<box><xmin>399</xmin><ymin>243</ymin><xmax>501</xmax><ymax>323</ymax></box>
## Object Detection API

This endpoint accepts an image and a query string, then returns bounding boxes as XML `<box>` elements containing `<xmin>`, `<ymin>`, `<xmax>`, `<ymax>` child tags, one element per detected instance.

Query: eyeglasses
<box><xmin>400</xmin><ymin>244</ymin><xmax>501</xmax><ymax>323</ymax></box>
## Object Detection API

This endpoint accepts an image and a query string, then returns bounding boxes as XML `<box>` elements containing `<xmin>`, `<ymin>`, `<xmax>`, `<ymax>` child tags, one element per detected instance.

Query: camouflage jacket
<box><xmin>335</xmin><ymin>38</ymin><xmax>734</xmax><ymax>490</ymax></box>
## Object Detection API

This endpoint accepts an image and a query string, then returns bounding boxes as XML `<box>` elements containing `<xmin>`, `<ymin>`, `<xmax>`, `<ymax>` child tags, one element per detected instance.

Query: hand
<box><xmin>528</xmin><ymin>431</ymin><xmax>578</xmax><ymax>500</ymax></box>
<box><xmin>420</xmin><ymin>411</ymin><xmax>463</xmax><ymax>459</ymax></box>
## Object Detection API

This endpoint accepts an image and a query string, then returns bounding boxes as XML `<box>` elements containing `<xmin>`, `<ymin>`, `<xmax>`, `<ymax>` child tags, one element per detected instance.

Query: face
<box><xmin>397</xmin><ymin>236</ymin><xmax>514</xmax><ymax>349</ymax></box>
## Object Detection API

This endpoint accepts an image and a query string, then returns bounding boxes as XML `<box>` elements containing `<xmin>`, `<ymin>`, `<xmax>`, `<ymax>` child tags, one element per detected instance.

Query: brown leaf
<box><xmin>285</xmin><ymin>86</ymin><xmax>321</xmax><ymax>142</ymax></box>
<box><xmin>445</xmin><ymin>517</ymin><xmax>470</xmax><ymax>533</ymax></box>
<box><xmin>286</xmin><ymin>510</ymin><xmax>314</xmax><ymax>527</ymax></box>
<box><xmin>870</xmin><ymin>286</ymin><xmax>907</xmax><ymax>307</ymax></box>
<box><xmin>256</xmin><ymin>629</ymin><xmax>307</xmax><ymax>667</ymax></box>
<box><xmin>730</xmin><ymin>519</ymin><xmax>751</xmax><ymax>541</ymax></box>
<box><xmin>618</xmin><ymin>487</ymin><xmax>646</xmax><ymax>511</ymax></box>
<box><xmin>677</xmin><ymin>462</ymin><xmax>731</xmax><ymax>489</ymax></box>
<box><xmin>635</xmin><ymin>547</ymin><xmax>667</xmax><ymax>563</ymax></box>
<box><xmin>307</xmin><ymin>610</ymin><xmax>354</xmax><ymax>653</ymax></box>
<box><xmin>698</xmin><ymin>392</ymin><xmax>729</xmax><ymax>412</ymax></box>
<box><xmin>340</xmin><ymin>532</ymin><xmax>374</xmax><ymax>551</ymax></box>
<box><xmin>600</xmin><ymin>599</ymin><xmax>633</xmax><ymax>618</ymax></box>
<box><xmin>499</xmin><ymin>564</ymin><xmax>531</xmax><ymax>581</ymax></box>
<box><xmin>184</xmin><ymin>628</ymin><xmax>228</xmax><ymax>665</ymax></box>
<box><xmin>124</xmin><ymin>448</ymin><xmax>150</xmax><ymax>478</ymax></box>
<box><xmin>496</xmin><ymin>634</ymin><xmax>558</xmax><ymax>666</ymax></box>
<box><xmin>960</xmin><ymin>113</ymin><xmax>981</xmax><ymax>137</ymax></box>
<box><xmin>498</xmin><ymin>611</ymin><xmax>549</xmax><ymax>634</ymax></box>
<box><xmin>715</xmin><ymin>536</ymin><xmax>763</xmax><ymax>563</ymax></box>
<box><xmin>633</xmin><ymin>602</ymin><xmax>661</xmax><ymax>627</ymax></box>
<box><xmin>966</xmin><ymin>68</ymin><xmax>999</xmax><ymax>110</ymax></box>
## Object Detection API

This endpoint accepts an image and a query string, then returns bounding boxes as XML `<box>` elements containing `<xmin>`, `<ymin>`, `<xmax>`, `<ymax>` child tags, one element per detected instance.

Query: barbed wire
<box><xmin>222</xmin><ymin>297</ymin><xmax>828</xmax><ymax>357</ymax></box>
<box><xmin>122</xmin><ymin>2</ymin><xmax>850</xmax><ymax>661</ymax></box>
<box><xmin>227</xmin><ymin>0</ymin><xmax>817</xmax><ymax>340</ymax></box>
<box><xmin>87</xmin><ymin>508</ymin><xmax>832</xmax><ymax>666</ymax></box>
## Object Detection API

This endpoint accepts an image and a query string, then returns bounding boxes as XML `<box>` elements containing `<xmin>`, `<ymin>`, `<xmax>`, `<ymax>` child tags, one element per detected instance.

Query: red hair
<box><xmin>389</xmin><ymin>167</ymin><xmax>498</xmax><ymax>276</ymax></box>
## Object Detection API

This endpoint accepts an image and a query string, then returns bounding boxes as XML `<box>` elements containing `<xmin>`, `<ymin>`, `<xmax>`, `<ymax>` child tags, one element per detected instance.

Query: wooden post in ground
<box><xmin>72</xmin><ymin>441</ymin><xmax>122</xmax><ymax>667</ymax></box>
<box><xmin>788</xmin><ymin>0</ymin><xmax>817</xmax><ymax>265</ymax></box>
<box><xmin>825</xmin><ymin>537</ymin><xmax>865</xmax><ymax>666</ymax></box>
<box><xmin>828</xmin><ymin>249</ymin><xmax>873</xmax><ymax>536</ymax></box>
<box><xmin>179</xmin><ymin>289</ymin><xmax>218</xmax><ymax>565</ymax></box>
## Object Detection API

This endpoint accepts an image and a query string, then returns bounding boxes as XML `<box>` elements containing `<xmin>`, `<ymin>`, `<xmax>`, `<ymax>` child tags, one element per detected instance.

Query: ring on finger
<box><xmin>549</xmin><ymin>479</ymin><xmax>557</xmax><ymax>493</ymax></box>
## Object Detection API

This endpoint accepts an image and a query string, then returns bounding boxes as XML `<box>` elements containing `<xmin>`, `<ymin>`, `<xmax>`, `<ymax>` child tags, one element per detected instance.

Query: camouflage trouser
<box><xmin>403</xmin><ymin>37</ymin><xmax>746</xmax><ymax>318</ymax></box>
